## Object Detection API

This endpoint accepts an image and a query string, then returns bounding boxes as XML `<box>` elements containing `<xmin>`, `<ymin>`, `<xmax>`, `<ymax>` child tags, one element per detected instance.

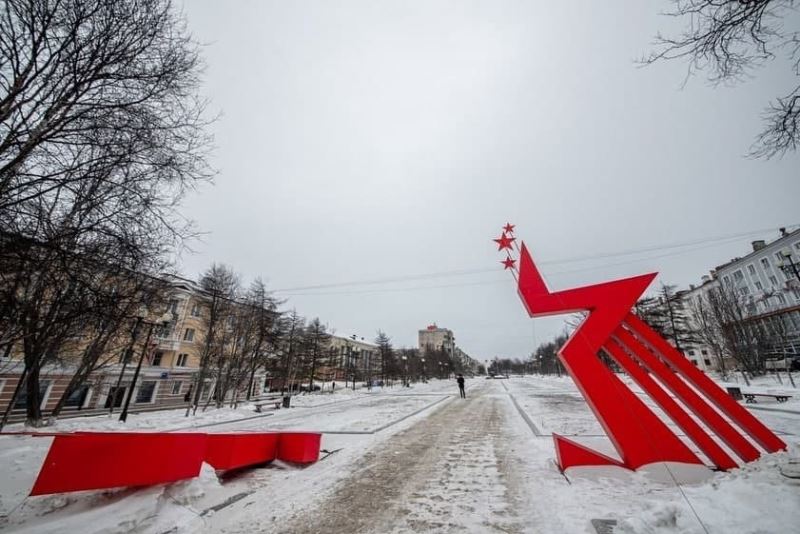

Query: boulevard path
<box><xmin>280</xmin><ymin>380</ymin><xmax>543</xmax><ymax>534</ymax></box>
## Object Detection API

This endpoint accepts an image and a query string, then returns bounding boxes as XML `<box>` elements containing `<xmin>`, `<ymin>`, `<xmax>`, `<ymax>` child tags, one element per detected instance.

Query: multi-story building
<box><xmin>0</xmin><ymin>275</ymin><xmax>270</xmax><ymax>423</ymax></box>
<box><xmin>418</xmin><ymin>324</ymin><xmax>479</xmax><ymax>374</ymax></box>
<box><xmin>326</xmin><ymin>334</ymin><xmax>379</xmax><ymax>383</ymax></box>
<box><xmin>680</xmin><ymin>228</ymin><xmax>800</xmax><ymax>372</ymax></box>
<box><xmin>419</xmin><ymin>324</ymin><xmax>455</xmax><ymax>357</ymax></box>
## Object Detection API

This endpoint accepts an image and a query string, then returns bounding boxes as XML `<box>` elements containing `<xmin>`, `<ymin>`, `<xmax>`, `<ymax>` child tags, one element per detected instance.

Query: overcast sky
<box><xmin>178</xmin><ymin>1</ymin><xmax>799</xmax><ymax>362</ymax></box>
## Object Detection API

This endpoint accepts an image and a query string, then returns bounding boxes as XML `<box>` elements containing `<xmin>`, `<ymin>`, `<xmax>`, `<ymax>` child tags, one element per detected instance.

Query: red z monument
<box><xmin>495</xmin><ymin>224</ymin><xmax>786</xmax><ymax>472</ymax></box>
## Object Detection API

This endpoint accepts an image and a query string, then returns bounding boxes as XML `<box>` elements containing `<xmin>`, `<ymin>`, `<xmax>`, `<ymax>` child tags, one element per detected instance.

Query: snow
<box><xmin>1</xmin><ymin>376</ymin><xmax>798</xmax><ymax>533</ymax></box>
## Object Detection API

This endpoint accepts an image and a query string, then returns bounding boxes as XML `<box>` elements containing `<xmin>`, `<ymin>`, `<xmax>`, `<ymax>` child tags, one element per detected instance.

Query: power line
<box><xmin>273</xmin><ymin>224</ymin><xmax>798</xmax><ymax>294</ymax></box>
<box><xmin>279</xmin><ymin>228</ymin><xmax>788</xmax><ymax>297</ymax></box>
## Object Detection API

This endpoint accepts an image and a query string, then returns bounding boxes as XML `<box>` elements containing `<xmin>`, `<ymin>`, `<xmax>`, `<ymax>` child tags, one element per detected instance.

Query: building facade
<box><xmin>680</xmin><ymin>228</ymin><xmax>800</xmax><ymax>372</ymax></box>
<box><xmin>0</xmin><ymin>275</ymin><xmax>268</xmax><ymax>423</ymax></box>
<box><xmin>419</xmin><ymin>324</ymin><xmax>455</xmax><ymax>356</ymax></box>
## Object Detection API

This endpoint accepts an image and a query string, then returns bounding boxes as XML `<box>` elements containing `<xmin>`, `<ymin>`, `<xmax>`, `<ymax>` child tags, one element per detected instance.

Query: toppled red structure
<box><xmin>29</xmin><ymin>430</ymin><xmax>321</xmax><ymax>496</ymax></box>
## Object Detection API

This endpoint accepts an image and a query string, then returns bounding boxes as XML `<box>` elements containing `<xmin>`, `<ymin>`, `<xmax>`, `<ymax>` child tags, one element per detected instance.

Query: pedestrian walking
<box><xmin>456</xmin><ymin>374</ymin><xmax>466</xmax><ymax>399</ymax></box>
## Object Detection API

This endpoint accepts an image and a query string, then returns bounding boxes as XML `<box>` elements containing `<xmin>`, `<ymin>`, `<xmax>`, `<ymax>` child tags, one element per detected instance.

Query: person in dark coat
<box><xmin>456</xmin><ymin>374</ymin><xmax>466</xmax><ymax>399</ymax></box>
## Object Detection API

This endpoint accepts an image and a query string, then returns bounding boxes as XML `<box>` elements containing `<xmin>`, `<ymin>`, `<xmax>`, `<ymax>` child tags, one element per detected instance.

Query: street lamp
<box><xmin>119</xmin><ymin>309</ymin><xmax>172</xmax><ymax>422</ymax></box>
<box><xmin>778</xmin><ymin>250</ymin><xmax>800</xmax><ymax>285</ymax></box>
<box><xmin>110</xmin><ymin>315</ymin><xmax>143</xmax><ymax>415</ymax></box>
<box><xmin>401</xmin><ymin>355</ymin><xmax>408</xmax><ymax>387</ymax></box>
<box><xmin>421</xmin><ymin>358</ymin><xmax>426</xmax><ymax>382</ymax></box>
<box><xmin>351</xmin><ymin>347</ymin><xmax>360</xmax><ymax>390</ymax></box>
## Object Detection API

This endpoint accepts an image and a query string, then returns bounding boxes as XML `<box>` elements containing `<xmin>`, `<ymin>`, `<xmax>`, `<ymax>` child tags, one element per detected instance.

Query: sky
<box><xmin>177</xmin><ymin>1</ymin><xmax>799</xmax><ymax>362</ymax></box>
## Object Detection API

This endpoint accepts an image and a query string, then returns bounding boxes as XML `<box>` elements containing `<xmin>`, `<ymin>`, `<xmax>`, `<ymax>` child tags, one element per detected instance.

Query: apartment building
<box><xmin>0</xmin><ymin>275</ymin><xmax>269</xmax><ymax>422</ymax></box>
<box><xmin>680</xmin><ymin>228</ymin><xmax>800</xmax><ymax>372</ymax></box>
<box><xmin>419</xmin><ymin>324</ymin><xmax>455</xmax><ymax>356</ymax></box>
<box><xmin>327</xmin><ymin>334</ymin><xmax>379</xmax><ymax>382</ymax></box>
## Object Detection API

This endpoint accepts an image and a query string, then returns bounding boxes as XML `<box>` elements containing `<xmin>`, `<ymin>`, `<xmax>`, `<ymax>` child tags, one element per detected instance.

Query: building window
<box><xmin>152</xmin><ymin>351</ymin><xmax>164</xmax><ymax>366</ymax></box>
<box><xmin>761</xmin><ymin>258</ymin><xmax>770</xmax><ymax>269</ymax></box>
<box><xmin>795</xmin><ymin>242</ymin><xmax>800</xmax><ymax>251</ymax></box>
<box><xmin>739</xmin><ymin>287</ymin><xmax>749</xmax><ymax>296</ymax></box>
<box><xmin>691</xmin><ymin>360</ymin><xmax>698</xmax><ymax>366</ymax></box>
<box><xmin>733</xmin><ymin>270</ymin><xmax>744</xmax><ymax>282</ymax></box>
<box><xmin>171</xmin><ymin>381</ymin><xmax>182</xmax><ymax>395</ymax></box>
<box><xmin>701</xmin><ymin>349</ymin><xmax>708</xmax><ymax>355</ymax></box>
<box><xmin>704</xmin><ymin>359</ymin><xmax>711</xmax><ymax>366</ymax></box>
<box><xmin>775</xmin><ymin>252</ymin><xmax>785</xmax><ymax>262</ymax></box>
<box><xmin>768</xmin><ymin>275</ymin><xmax>779</xmax><ymax>286</ymax></box>
<box><xmin>755</xmin><ymin>281</ymin><xmax>763</xmax><ymax>291</ymax></box>
<box><xmin>14</xmin><ymin>380</ymin><xmax>51</xmax><ymax>409</ymax></box>
<box><xmin>176</xmin><ymin>353</ymin><xmax>188</xmax><ymax>366</ymax></box>
<box><xmin>168</xmin><ymin>299</ymin><xmax>179</xmax><ymax>314</ymax></box>
<box><xmin>747</xmin><ymin>264</ymin><xmax>756</xmax><ymax>276</ymax></box>
<box><xmin>120</xmin><ymin>348</ymin><xmax>134</xmax><ymax>364</ymax></box>
<box><xmin>723</xmin><ymin>276</ymin><xmax>731</xmax><ymax>286</ymax></box>
<box><xmin>65</xmin><ymin>385</ymin><xmax>90</xmax><ymax>408</ymax></box>
<box><xmin>191</xmin><ymin>303</ymin><xmax>201</xmax><ymax>317</ymax></box>
<box><xmin>688</xmin><ymin>350</ymin><xmax>696</xmax><ymax>356</ymax></box>
<box><xmin>136</xmin><ymin>381</ymin><xmax>157</xmax><ymax>403</ymax></box>
<box><xmin>183</xmin><ymin>328</ymin><xmax>195</xmax><ymax>341</ymax></box>
<box><xmin>776</xmin><ymin>293</ymin><xmax>787</xmax><ymax>305</ymax></box>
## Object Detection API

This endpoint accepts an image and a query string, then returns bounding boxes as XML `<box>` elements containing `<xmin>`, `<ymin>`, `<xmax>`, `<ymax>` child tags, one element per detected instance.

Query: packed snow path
<box><xmin>2</xmin><ymin>376</ymin><xmax>798</xmax><ymax>533</ymax></box>
<box><xmin>283</xmin><ymin>380</ymin><xmax>531</xmax><ymax>534</ymax></box>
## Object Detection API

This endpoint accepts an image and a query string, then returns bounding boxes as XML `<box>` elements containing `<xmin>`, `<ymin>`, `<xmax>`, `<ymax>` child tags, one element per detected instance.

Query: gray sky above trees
<box><xmin>178</xmin><ymin>1</ymin><xmax>800</xmax><ymax>362</ymax></box>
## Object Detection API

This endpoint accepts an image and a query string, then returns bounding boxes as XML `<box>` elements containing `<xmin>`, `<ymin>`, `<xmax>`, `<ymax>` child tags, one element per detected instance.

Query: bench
<box><xmin>743</xmin><ymin>393</ymin><xmax>792</xmax><ymax>404</ymax></box>
<box><xmin>252</xmin><ymin>396</ymin><xmax>283</xmax><ymax>412</ymax></box>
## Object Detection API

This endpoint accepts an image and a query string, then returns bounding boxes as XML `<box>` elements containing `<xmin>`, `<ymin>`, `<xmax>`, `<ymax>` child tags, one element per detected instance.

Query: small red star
<box><xmin>503</xmin><ymin>223</ymin><xmax>515</xmax><ymax>234</ymax></box>
<box><xmin>493</xmin><ymin>232</ymin><xmax>515</xmax><ymax>251</ymax></box>
<box><xmin>501</xmin><ymin>256</ymin><xmax>517</xmax><ymax>270</ymax></box>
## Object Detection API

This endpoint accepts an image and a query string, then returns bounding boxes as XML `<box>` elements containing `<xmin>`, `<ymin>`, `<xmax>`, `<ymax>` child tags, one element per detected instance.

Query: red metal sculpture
<box><xmin>28</xmin><ymin>430</ymin><xmax>321</xmax><ymax>496</ymax></box>
<box><xmin>496</xmin><ymin>225</ymin><xmax>786</xmax><ymax>471</ymax></box>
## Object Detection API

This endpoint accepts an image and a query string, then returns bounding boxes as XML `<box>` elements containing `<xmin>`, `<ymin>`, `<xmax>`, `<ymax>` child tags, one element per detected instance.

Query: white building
<box><xmin>681</xmin><ymin>228</ymin><xmax>800</xmax><ymax>372</ymax></box>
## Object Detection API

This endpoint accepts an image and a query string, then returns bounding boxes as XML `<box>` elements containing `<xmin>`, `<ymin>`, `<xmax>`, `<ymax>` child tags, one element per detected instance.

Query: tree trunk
<box><xmin>25</xmin><ymin>362</ymin><xmax>43</xmax><ymax>426</ymax></box>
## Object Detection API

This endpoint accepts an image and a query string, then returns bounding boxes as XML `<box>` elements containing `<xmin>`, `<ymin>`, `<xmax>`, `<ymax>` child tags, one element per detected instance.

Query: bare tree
<box><xmin>705</xmin><ymin>281</ymin><xmax>767</xmax><ymax>380</ymax></box>
<box><xmin>279</xmin><ymin>310</ymin><xmax>305</xmax><ymax>395</ymax></box>
<box><xmin>189</xmin><ymin>264</ymin><xmax>238</xmax><ymax>415</ymax></box>
<box><xmin>1</xmin><ymin>0</ymin><xmax>213</xmax><ymax>426</ymax></box>
<box><xmin>687</xmin><ymin>292</ymin><xmax>730</xmax><ymax>379</ymax></box>
<box><xmin>241</xmin><ymin>278</ymin><xmax>283</xmax><ymax>402</ymax></box>
<box><xmin>645</xmin><ymin>0</ymin><xmax>800</xmax><ymax>157</ymax></box>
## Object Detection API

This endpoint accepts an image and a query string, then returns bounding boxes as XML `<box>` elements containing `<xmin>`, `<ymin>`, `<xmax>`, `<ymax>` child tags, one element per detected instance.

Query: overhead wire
<box><xmin>278</xmin><ymin>229</ymin><xmax>779</xmax><ymax>297</ymax></box>
<box><xmin>273</xmin><ymin>224</ymin><xmax>798</xmax><ymax>296</ymax></box>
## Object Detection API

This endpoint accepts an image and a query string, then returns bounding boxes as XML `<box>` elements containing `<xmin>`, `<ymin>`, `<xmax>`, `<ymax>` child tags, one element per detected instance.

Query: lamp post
<box><xmin>421</xmin><ymin>357</ymin><xmax>426</xmax><ymax>382</ymax></box>
<box><xmin>110</xmin><ymin>316</ymin><xmax>143</xmax><ymax>415</ymax></box>
<box><xmin>778</xmin><ymin>250</ymin><xmax>800</xmax><ymax>284</ymax></box>
<box><xmin>351</xmin><ymin>347</ymin><xmax>360</xmax><ymax>390</ymax></box>
<box><xmin>119</xmin><ymin>311</ymin><xmax>172</xmax><ymax>423</ymax></box>
<box><xmin>401</xmin><ymin>355</ymin><xmax>408</xmax><ymax>387</ymax></box>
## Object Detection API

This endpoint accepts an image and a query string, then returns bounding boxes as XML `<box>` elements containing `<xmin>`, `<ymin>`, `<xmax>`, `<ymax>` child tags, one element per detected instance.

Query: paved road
<box><xmin>281</xmin><ymin>381</ymin><xmax>532</xmax><ymax>534</ymax></box>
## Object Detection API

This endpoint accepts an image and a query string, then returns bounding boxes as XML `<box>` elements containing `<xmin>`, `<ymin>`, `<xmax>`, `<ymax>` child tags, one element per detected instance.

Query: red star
<box><xmin>493</xmin><ymin>232</ymin><xmax>515</xmax><ymax>251</ymax></box>
<box><xmin>503</xmin><ymin>223</ymin><xmax>515</xmax><ymax>234</ymax></box>
<box><xmin>501</xmin><ymin>256</ymin><xmax>517</xmax><ymax>270</ymax></box>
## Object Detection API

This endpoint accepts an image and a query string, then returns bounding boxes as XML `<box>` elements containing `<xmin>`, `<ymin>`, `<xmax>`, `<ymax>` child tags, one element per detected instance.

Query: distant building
<box><xmin>418</xmin><ymin>324</ymin><xmax>455</xmax><ymax>356</ymax></box>
<box><xmin>326</xmin><ymin>334</ymin><xmax>379</xmax><ymax>382</ymax></box>
<box><xmin>418</xmin><ymin>324</ymin><xmax>479</xmax><ymax>374</ymax></box>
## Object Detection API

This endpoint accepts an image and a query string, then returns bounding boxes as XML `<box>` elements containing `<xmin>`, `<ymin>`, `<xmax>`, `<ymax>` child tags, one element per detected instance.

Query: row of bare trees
<box><xmin>687</xmin><ymin>281</ymin><xmax>798</xmax><ymax>385</ymax></box>
<box><xmin>0</xmin><ymin>0</ymin><xmax>213</xmax><ymax>426</ymax></box>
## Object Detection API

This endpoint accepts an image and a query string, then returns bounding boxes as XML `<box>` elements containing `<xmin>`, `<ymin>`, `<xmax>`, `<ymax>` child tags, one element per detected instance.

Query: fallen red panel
<box><xmin>277</xmin><ymin>432</ymin><xmax>321</xmax><ymax>464</ymax></box>
<box><xmin>204</xmin><ymin>432</ymin><xmax>279</xmax><ymax>471</ymax></box>
<box><xmin>30</xmin><ymin>432</ymin><xmax>207</xmax><ymax>496</ymax></box>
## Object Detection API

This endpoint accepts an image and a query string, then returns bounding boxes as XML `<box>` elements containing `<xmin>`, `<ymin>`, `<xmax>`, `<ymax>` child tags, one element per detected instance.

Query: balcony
<box><xmin>154</xmin><ymin>336</ymin><xmax>181</xmax><ymax>352</ymax></box>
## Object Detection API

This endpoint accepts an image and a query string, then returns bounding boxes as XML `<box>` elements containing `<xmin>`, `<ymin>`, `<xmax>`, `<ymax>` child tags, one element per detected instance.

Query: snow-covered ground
<box><xmin>0</xmin><ymin>375</ymin><xmax>798</xmax><ymax>533</ymax></box>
